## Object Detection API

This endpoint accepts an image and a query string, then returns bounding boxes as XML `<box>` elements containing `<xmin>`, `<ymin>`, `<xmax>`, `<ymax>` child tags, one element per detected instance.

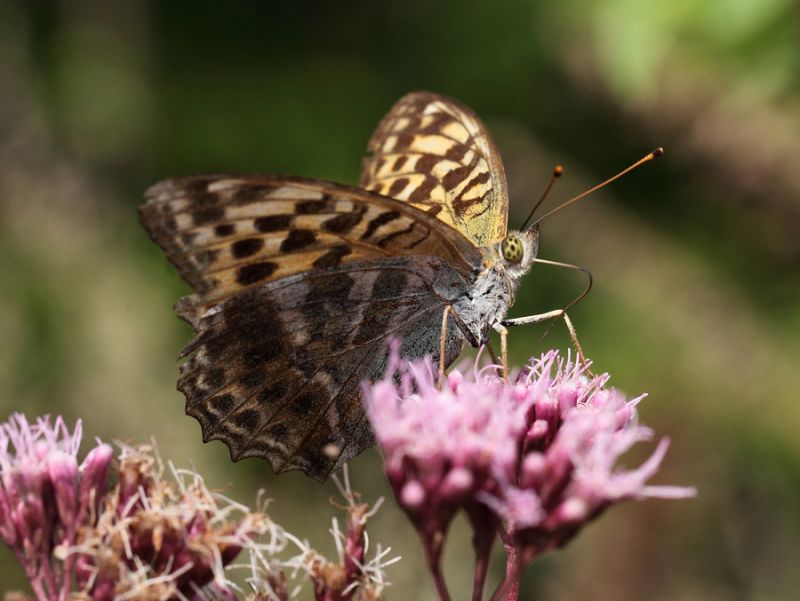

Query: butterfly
<box><xmin>140</xmin><ymin>91</ymin><xmax>545</xmax><ymax>481</ymax></box>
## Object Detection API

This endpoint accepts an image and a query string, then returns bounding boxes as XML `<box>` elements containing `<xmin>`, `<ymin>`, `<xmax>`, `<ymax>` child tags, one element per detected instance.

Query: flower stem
<box><xmin>487</xmin><ymin>525</ymin><xmax>522</xmax><ymax>601</ymax></box>
<box><xmin>487</xmin><ymin>552</ymin><xmax>521</xmax><ymax>601</ymax></box>
<box><xmin>467</xmin><ymin>504</ymin><xmax>497</xmax><ymax>601</ymax></box>
<box><xmin>424</xmin><ymin>532</ymin><xmax>452</xmax><ymax>601</ymax></box>
<box><xmin>17</xmin><ymin>550</ymin><xmax>52</xmax><ymax>601</ymax></box>
<box><xmin>59</xmin><ymin>528</ymin><xmax>77</xmax><ymax>601</ymax></box>
<box><xmin>503</xmin><ymin>543</ymin><xmax>520</xmax><ymax>601</ymax></box>
<box><xmin>471</xmin><ymin>545</ymin><xmax>491</xmax><ymax>601</ymax></box>
<box><xmin>430</xmin><ymin>562</ymin><xmax>453</xmax><ymax>601</ymax></box>
<box><xmin>39</xmin><ymin>555</ymin><xmax>60</xmax><ymax>600</ymax></box>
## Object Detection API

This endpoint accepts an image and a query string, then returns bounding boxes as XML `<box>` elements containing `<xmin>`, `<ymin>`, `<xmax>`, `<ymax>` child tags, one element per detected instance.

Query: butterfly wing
<box><xmin>360</xmin><ymin>91</ymin><xmax>509</xmax><ymax>247</ymax></box>
<box><xmin>141</xmin><ymin>174</ymin><xmax>482</xmax><ymax>309</ymax></box>
<box><xmin>140</xmin><ymin>176</ymin><xmax>480</xmax><ymax>480</ymax></box>
<box><xmin>175</xmin><ymin>257</ymin><xmax>467</xmax><ymax>481</ymax></box>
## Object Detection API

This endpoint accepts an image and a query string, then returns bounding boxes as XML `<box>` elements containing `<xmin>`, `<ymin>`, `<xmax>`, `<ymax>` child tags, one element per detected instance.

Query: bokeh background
<box><xmin>2</xmin><ymin>1</ymin><xmax>799</xmax><ymax>599</ymax></box>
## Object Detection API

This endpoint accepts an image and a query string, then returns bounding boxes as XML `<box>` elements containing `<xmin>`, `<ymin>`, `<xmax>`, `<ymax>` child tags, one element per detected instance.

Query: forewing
<box><xmin>177</xmin><ymin>257</ymin><xmax>468</xmax><ymax>481</ymax></box>
<box><xmin>140</xmin><ymin>175</ymin><xmax>482</xmax><ymax>311</ymax></box>
<box><xmin>360</xmin><ymin>91</ymin><xmax>509</xmax><ymax>246</ymax></box>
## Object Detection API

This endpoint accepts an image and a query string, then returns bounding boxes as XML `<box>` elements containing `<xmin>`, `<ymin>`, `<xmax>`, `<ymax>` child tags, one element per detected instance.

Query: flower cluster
<box><xmin>0</xmin><ymin>414</ymin><xmax>113</xmax><ymax>601</ymax></box>
<box><xmin>68</xmin><ymin>442</ymin><xmax>273</xmax><ymax>600</ymax></box>
<box><xmin>0</xmin><ymin>414</ymin><xmax>396</xmax><ymax>601</ymax></box>
<box><xmin>364</xmin><ymin>349</ymin><xmax>695</xmax><ymax>601</ymax></box>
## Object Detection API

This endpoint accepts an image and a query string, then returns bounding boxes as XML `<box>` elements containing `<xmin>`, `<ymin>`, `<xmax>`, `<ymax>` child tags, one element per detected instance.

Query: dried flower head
<box><xmin>248</xmin><ymin>467</ymin><xmax>398</xmax><ymax>601</ymax></box>
<box><xmin>69</xmin><ymin>442</ymin><xmax>275</xmax><ymax>601</ymax></box>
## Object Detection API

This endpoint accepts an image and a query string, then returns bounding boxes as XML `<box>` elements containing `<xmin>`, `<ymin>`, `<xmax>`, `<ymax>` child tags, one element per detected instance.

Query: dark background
<box><xmin>2</xmin><ymin>1</ymin><xmax>799</xmax><ymax>599</ymax></box>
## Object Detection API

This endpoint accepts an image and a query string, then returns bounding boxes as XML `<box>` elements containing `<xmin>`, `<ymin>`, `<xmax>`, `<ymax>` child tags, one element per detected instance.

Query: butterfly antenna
<box><xmin>521</xmin><ymin>165</ymin><xmax>564</xmax><ymax>230</ymax></box>
<box><xmin>527</xmin><ymin>147</ymin><xmax>664</xmax><ymax>230</ymax></box>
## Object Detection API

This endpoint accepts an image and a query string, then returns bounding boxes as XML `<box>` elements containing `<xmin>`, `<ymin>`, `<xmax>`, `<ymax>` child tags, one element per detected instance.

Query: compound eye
<box><xmin>501</xmin><ymin>236</ymin><xmax>523</xmax><ymax>264</ymax></box>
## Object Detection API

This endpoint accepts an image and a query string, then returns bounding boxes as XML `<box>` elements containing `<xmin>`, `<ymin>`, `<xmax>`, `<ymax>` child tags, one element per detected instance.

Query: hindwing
<box><xmin>176</xmin><ymin>257</ymin><xmax>467</xmax><ymax>480</ymax></box>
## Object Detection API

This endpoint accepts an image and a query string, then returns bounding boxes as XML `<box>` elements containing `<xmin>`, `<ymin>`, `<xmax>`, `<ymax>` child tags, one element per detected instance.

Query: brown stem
<box><xmin>467</xmin><ymin>504</ymin><xmax>498</xmax><ymax>601</ymax></box>
<box><xmin>504</xmin><ymin>544</ymin><xmax>521</xmax><ymax>601</ymax></box>
<box><xmin>487</xmin><ymin>548</ymin><xmax>521</xmax><ymax>601</ymax></box>
<box><xmin>430</xmin><ymin>562</ymin><xmax>453</xmax><ymax>601</ymax></box>
<box><xmin>472</xmin><ymin>539</ymin><xmax>492</xmax><ymax>601</ymax></box>
<box><xmin>424</xmin><ymin>533</ymin><xmax>452</xmax><ymax>601</ymax></box>
<box><xmin>488</xmin><ymin>522</ymin><xmax>524</xmax><ymax>601</ymax></box>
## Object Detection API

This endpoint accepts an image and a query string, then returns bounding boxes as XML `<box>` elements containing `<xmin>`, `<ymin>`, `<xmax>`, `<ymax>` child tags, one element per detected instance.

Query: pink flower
<box><xmin>1</xmin><ymin>414</ymin><xmax>399</xmax><ymax>601</ymax></box>
<box><xmin>363</xmin><ymin>348</ymin><xmax>695</xmax><ymax>601</ymax></box>
<box><xmin>365</xmin><ymin>347</ymin><xmax>526</xmax><ymax>511</ymax></box>
<box><xmin>0</xmin><ymin>413</ymin><xmax>113</xmax><ymax>601</ymax></box>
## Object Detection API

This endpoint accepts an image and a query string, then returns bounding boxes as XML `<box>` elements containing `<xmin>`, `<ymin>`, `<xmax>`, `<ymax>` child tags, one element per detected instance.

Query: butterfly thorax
<box><xmin>452</xmin><ymin>226</ymin><xmax>539</xmax><ymax>346</ymax></box>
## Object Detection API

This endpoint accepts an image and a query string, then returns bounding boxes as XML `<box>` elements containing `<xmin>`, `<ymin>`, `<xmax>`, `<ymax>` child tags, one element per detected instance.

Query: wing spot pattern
<box><xmin>232</xmin><ymin>238</ymin><xmax>265</xmax><ymax>258</ymax></box>
<box><xmin>280</xmin><ymin>229</ymin><xmax>317</xmax><ymax>252</ymax></box>
<box><xmin>361</xmin><ymin>210</ymin><xmax>400</xmax><ymax>241</ymax></box>
<box><xmin>236</xmin><ymin>262</ymin><xmax>278</xmax><ymax>285</ymax></box>
<box><xmin>313</xmin><ymin>245</ymin><xmax>351</xmax><ymax>269</ymax></box>
<box><xmin>215</xmin><ymin>223</ymin><xmax>236</xmax><ymax>237</ymax></box>
<box><xmin>296</xmin><ymin>199</ymin><xmax>327</xmax><ymax>214</ymax></box>
<box><xmin>255</xmin><ymin>215</ymin><xmax>292</xmax><ymax>232</ymax></box>
<box><xmin>321</xmin><ymin>208</ymin><xmax>366</xmax><ymax>234</ymax></box>
<box><xmin>388</xmin><ymin>177</ymin><xmax>410</xmax><ymax>197</ymax></box>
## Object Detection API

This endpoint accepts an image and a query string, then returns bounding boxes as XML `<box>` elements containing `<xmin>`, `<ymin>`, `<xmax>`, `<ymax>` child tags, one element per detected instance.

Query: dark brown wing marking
<box><xmin>177</xmin><ymin>257</ymin><xmax>467</xmax><ymax>480</ymax></box>
<box><xmin>140</xmin><ymin>175</ymin><xmax>482</xmax><ymax>309</ymax></box>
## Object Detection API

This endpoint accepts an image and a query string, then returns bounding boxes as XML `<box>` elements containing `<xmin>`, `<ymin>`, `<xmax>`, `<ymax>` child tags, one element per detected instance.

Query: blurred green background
<box><xmin>2</xmin><ymin>1</ymin><xmax>799</xmax><ymax>599</ymax></box>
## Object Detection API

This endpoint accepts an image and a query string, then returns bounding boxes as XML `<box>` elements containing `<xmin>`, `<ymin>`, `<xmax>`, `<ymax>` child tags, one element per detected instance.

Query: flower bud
<box><xmin>511</xmin><ymin>383</ymin><xmax>530</xmax><ymax>403</ymax></box>
<box><xmin>14</xmin><ymin>495</ymin><xmax>48</xmax><ymax>552</ymax></box>
<box><xmin>448</xmin><ymin>369</ymin><xmax>463</xmax><ymax>393</ymax></box>
<box><xmin>520</xmin><ymin>453</ymin><xmax>546</xmax><ymax>489</ymax></box>
<box><xmin>557</xmin><ymin>386</ymin><xmax>579</xmax><ymax>413</ymax></box>
<box><xmin>525</xmin><ymin>419</ymin><xmax>549</xmax><ymax>445</ymax></box>
<box><xmin>439</xmin><ymin>467</ymin><xmax>474</xmax><ymax>502</ymax></box>
<box><xmin>383</xmin><ymin>457</ymin><xmax>406</xmax><ymax>488</ymax></box>
<box><xmin>552</xmin><ymin>497</ymin><xmax>588</xmax><ymax>525</ymax></box>
<box><xmin>79</xmin><ymin>443</ymin><xmax>113</xmax><ymax>522</ymax></box>
<box><xmin>47</xmin><ymin>449</ymin><xmax>79</xmax><ymax>527</ymax></box>
<box><xmin>400</xmin><ymin>480</ymin><xmax>425</xmax><ymax>509</ymax></box>
<box><xmin>533</xmin><ymin>393</ymin><xmax>557</xmax><ymax>422</ymax></box>
<box><xmin>0</xmin><ymin>490</ymin><xmax>17</xmax><ymax>546</ymax></box>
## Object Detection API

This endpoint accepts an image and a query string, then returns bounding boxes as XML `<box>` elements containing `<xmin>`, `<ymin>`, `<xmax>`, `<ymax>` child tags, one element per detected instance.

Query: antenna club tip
<box><xmin>554</xmin><ymin>165</ymin><xmax>564</xmax><ymax>177</ymax></box>
<box><xmin>652</xmin><ymin>147</ymin><xmax>664</xmax><ymax>159</ymax></box>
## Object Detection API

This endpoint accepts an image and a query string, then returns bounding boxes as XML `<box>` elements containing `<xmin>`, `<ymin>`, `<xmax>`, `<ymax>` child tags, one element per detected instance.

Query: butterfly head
<box><xmin>497</xmin><ymin>225</ymin><xmax>539</xmax><ymax>280</ymax></box>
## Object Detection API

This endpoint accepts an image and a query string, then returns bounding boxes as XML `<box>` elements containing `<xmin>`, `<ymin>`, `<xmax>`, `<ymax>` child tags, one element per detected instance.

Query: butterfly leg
<box><xmin>439</xmin><ymin>305</ymin><xmax>451</xmax><ymax>383</ymax></box>
<box><xmin>485</xmin><ymin>340</ymin><xmax>502</xmax><ymax>370</ymax></box>
<box><xmin>503</xmin><ymin>310</ymin><xmax>586</xmax><ymax>364</ymax></box>
<box><xmin>560</xmin><ymin>312</ymin><xmax>586</xmax><ymax>363</ymax></box>
<box><xmin>502</xmin><ymin>257</ymin><xmax>592</xmax><ymax>363</ymax></box>
<box><xmin>492</xmin><ymin>322</ymin><xmax>509</xmax><ymax>380</ymax></box>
